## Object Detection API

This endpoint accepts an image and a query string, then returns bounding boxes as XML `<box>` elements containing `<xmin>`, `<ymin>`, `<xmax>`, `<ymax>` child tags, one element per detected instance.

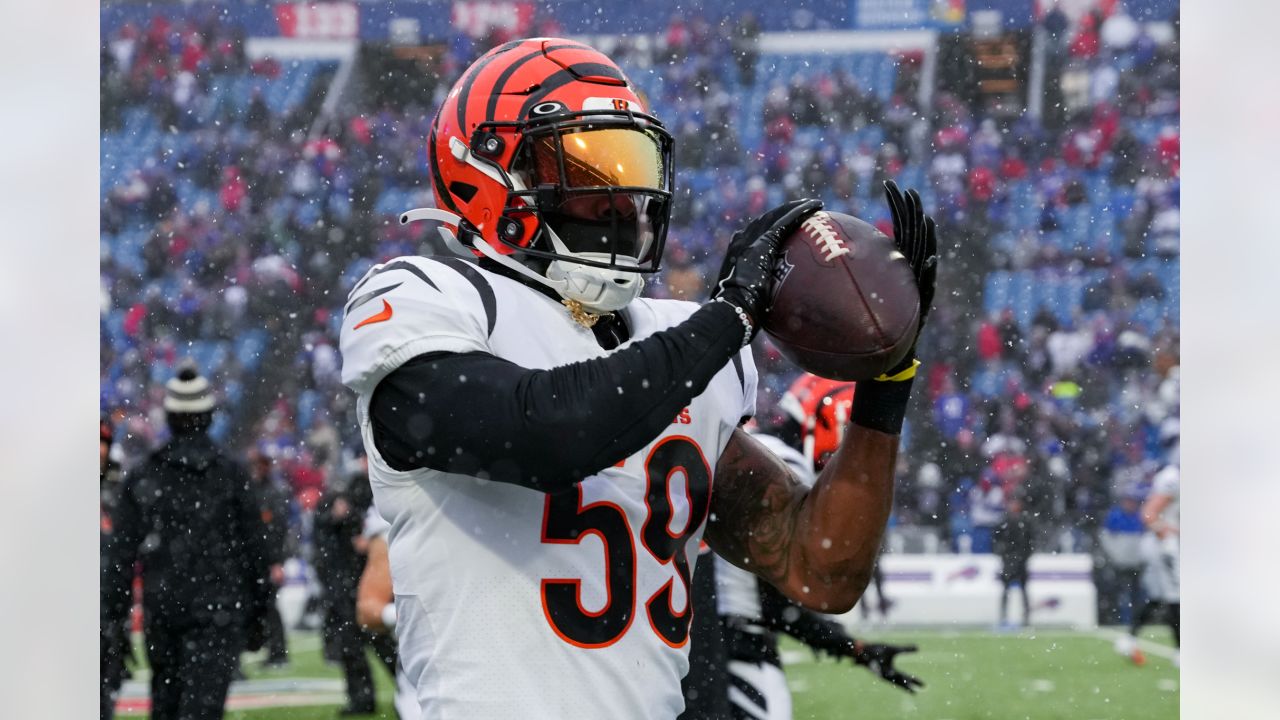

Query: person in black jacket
<box><xmin>101</xmin><ymin>364</ymin><xmax>273</xmax><ymax>720</ymax></box>
<box><xmin>101</xmin><ymin>413</ymin><xmax>130</xmax><ymax>720</ymax></box>
<box><xmin>996</xmin><ymin>495</ymin><xmax>1036</xmax><ymax>628</ymax></box>
<box><xmin>247</xmin><ymin>449</ymin><xmax>291</xmax><ymax>667</ymax></box>
<box><xmin>313</xmin><ymin>461</ymin><xmax>396</xmax><ymax>715</ymax></box>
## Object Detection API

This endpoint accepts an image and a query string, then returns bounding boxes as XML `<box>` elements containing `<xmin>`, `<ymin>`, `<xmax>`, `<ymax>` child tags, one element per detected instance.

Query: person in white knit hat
<box><xmin>101</xmin><ymin>361</ymin><xmax>275</xmax><ymax>720</ymax></box>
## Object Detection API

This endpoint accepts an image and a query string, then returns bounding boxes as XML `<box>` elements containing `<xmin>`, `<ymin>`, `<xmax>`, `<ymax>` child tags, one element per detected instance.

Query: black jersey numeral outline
<box><xmin>539</xmin><ymin>436</ymin><xmax>711</xmax><ymax>649</ymax></box>
<box><xmin>540</xmin><ymin>487</ymin><xmax>637</xmax><ymax>648</ymax></box>
<box><xmin>640</xmin><ymin>436</ymin><xmax>713</xmax><ymax>647</ymax></box>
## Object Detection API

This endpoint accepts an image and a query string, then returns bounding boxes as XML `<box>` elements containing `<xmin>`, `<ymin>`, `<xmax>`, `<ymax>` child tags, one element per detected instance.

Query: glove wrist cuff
<box><xmin>851</xmin><ymin>375</ymin><xmax>914</xmax><ymax>435</ymax></box>
<box><xmin>874</xmin><ymin>358</ymin><xmax>920</xmax><ymax>382</ymax></box>
<box><xmin>712</xmin><ymin>297</ymin><xmax>754</xmax><ymax>347</ymax></box>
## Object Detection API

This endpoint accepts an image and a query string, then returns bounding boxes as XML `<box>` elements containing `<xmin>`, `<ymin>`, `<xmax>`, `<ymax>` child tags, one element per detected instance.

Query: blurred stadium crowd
<box><xmin>100</xmin><ymin>4</ymin><xmax>1178</xmax><ymax>625</ymax></box>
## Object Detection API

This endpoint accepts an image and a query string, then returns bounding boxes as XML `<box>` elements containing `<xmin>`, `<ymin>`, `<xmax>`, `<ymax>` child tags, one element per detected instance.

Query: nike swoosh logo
<box><xmin>354</xmin><ymin>299</ymin><xmax>393</xmax><ymax>329</ymax></box>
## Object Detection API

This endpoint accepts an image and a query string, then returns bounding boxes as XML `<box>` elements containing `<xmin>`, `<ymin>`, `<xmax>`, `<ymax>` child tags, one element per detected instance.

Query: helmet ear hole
<box><xmin>449</xmin><ymin>181</ymin><xmax>479</xmax><ymax>203</ymax></box>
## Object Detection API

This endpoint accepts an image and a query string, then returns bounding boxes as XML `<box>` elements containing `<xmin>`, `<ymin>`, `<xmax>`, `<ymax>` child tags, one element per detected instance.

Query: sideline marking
<box><xmin>115</xmin><ymin>678</ymin><xmax>347</xmax><ymax>715</ymax></box>
<box><xmin>1092</xmin><ymin>627</ymin><xmax>1180</xmax><ymax>662</ymax></box>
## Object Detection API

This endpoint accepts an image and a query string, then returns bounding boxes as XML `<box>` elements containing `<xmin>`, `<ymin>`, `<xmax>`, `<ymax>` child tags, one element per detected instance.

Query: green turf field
<box><xmin>783</xmin><ymin>629</ymin><xmax>1178</xmax><ymax>720</ymax></box>
<box><xmin>117</xmin><ymin>627</ymin><xmax>1178</xmax><ymax>719</ymax></box>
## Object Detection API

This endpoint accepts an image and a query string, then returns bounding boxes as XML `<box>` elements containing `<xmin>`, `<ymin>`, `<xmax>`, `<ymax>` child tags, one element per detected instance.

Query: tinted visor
<box><xmin>532</xmin><ymin>127</ymin><xmax>668</xmax><ymax>192</ymax></box>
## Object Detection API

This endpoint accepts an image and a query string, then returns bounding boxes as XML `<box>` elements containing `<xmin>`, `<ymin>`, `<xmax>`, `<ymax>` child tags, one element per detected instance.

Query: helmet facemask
<box><xmin>498</xmin><ymin>111</ymin><xmax>674</xmax><ymax>312</ymax></box>
<box><xmin>408</xmin><ymin>109</ymin><xmax>674</xmax><ymax>315</ymax></box>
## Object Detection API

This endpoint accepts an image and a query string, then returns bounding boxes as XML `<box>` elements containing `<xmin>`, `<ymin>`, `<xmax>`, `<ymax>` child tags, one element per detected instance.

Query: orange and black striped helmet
<box><xmin>430</xmin><ymin>38</ymin><xmax>674</xmax><ymax>275</ymax></box>
<box><xmin>779</xmin><ymin>373</ymin><xmax>857</xmax><ymax>471</ymax></box>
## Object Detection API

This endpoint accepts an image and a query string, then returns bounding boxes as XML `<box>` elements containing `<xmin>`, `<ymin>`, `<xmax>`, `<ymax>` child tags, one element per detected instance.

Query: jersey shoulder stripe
<box><xmin>431</xmin><ymin>257</ymin><xmax>497</xmax><ymax>337</ymax></box>
<box><xmin>339</xmin><ymin>256</ymin><xmax>493</xmax><ymax>396</ymax></box>
<box><xmin>347</xmin><ymin>281</ymin><xmax>403</xmax><ymax>314</ymax></box>
<box><xmin>348</xmin><ymin>259</ymin><xmax>440</xmax><ymax>305</ymax></box>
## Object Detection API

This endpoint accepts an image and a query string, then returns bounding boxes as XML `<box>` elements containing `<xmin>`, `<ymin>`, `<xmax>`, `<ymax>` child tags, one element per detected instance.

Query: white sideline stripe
<box><xmin>1093</xmin><ymin>627</ymin><xmax>1180</xmax><ymax>661</ymax></box>
<box><xmin>119</xmin><ymin>677</ymin><xmax>345</xmax><ymax>699</ymax></box>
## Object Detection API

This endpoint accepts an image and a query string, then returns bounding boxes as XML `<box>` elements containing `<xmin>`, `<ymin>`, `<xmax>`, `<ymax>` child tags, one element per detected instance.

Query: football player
<box><xmin>356</xmin><ymin>508</ymin><xmax>423</xmax><ymax>720</ymax></box>
<box><xmin>1118</xmin><ymin>453</ymin><xmax>1180</xmax><ymax>666</ymax></box>
<box><xmin>339</xmin><ymin>38</ymin><xmax>939</xmax><ymax>718</ymax></box>
<box><xmin>703</xmin><ymin>378</ymin><xmax>923</xmax><ymax>720</ymax></box>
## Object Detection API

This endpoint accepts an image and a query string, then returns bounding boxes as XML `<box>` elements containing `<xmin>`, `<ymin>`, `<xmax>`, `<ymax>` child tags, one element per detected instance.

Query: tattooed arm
<box><xmin>705</xmin><ymin>180</ymin><xmax>939</xmax><ymax>611</ymax></box>
<box><xmin>704</xmin><ymin>425</ymin><xmax>899</xmax><ymax>613</ymax></box>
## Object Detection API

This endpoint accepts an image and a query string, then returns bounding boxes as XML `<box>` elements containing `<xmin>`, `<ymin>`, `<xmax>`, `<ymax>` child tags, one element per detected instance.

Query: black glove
<box><xmin>881</xmin><ymin>180</ymin><xmax>939</xmax><ymax>374</ymax></box>
<box><xmin>853</xmin><ymin>641</ymin><xmax>925</xmax><ymax>694</ymax></box>
<box><xmin>714</xmin><ymin>198</ymin><xmax>824</xmax><ymax>342</ymax></box>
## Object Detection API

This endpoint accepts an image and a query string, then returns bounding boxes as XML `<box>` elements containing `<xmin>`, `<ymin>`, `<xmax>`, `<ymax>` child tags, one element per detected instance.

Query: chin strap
<box><xmin>399</xmin><ymin>206</ymin><xmax>573</xmax><ymax>297</ymax></box>
<box><xmin>398</xmin><ymin>207</ymin><xmax>475</xmax><ymax>258</ymax></box>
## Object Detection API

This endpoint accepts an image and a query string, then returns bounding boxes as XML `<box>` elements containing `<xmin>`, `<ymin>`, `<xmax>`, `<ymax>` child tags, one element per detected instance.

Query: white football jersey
<box><xmin>339</xmin><ymin>256</ymin><xmax>756</xmax><ymax>720</ymax></box>
<box><xmin>360</xmin><ymin>507</ymin><xmax>424</xmax><ymax>720</ymax></box>
<box><xmin>363</xmin><ymin>507</ymin><xmax>391</xmax><ymax>540</ymax></box>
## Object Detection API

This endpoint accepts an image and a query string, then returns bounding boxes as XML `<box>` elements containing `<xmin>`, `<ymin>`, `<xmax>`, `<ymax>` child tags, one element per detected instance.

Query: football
<box><xmin>763</xmin><ymin>210</ymin><xmax>920</xmax><ymax>381</ymax></box>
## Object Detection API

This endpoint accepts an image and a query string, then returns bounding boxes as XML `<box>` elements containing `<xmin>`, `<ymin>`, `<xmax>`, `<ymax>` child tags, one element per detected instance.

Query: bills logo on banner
<box><xmin>275</xmin><ymin>3</ymin><xmax>359</xmax><ymax>39</ymax></box>
<box><xmin>452</xmin><ymin>1</ymin><xmax>535</xmax><ymax>40</ymax></box>
<box><xmin>945</xmin><ymin>564</ymin><xmax>981</xmax><ymax>583</ymax></box>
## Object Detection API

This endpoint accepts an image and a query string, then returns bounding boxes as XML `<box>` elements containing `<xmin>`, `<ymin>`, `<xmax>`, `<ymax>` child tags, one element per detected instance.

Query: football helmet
<box><xmin>779</xmin><ymin>373</ymin><xmax>857</xmax><ymax>471</ymax></box>
<box><xmin>403</xmin><ymin>38</ymin><xmax>674</xmax><ymax>313</ymax></box>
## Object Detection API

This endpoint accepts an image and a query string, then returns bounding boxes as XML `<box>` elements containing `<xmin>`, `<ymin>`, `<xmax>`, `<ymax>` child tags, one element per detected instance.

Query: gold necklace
<box><xmin>562</xmin><ymin>298</ymin><xmax>608</xmax><ymax>328</ymax></box>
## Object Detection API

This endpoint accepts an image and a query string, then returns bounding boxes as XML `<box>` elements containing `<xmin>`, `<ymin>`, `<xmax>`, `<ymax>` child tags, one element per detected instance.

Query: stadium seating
<box><xmin>100</xmin><ymin>11</ymin><xmax>1178</xmax><ymax>547</ymax></box>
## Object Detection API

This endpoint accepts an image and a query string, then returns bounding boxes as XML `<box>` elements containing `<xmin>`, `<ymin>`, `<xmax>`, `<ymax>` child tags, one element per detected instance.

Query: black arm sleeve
<box><xmin>758</xmin><ymin>580</ymin><xmax>857</xmax><ymax>657</ymax></box>
<box><xmin>369</xmin><ymin>300</ymin><xmax>746</xmax><ymax>492</ymax></box>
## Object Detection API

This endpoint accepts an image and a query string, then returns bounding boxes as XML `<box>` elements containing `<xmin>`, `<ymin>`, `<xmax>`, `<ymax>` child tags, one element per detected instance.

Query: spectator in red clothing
<box><xmin>180</xmin><ymin>34</ymin><xmax>205</xmax><ymax>73</ymax></box>
<box><xmin>348</xmin><ymin>115</ymin><xmax>372</xmax><ymax>146</ymax></box>
<box><xmin>977</xmin><ymin>314</ymin><xmax>1002</xmax><ymax>361</ymax></box>
<box><xmin>969</xmin><ymin>165</ymin><xmax>997</xmax><ymax>204</ymax></box>
<box><xmin>1070</xmin><ymin>11</ymin><xmax>1102</xmax><ymax>59</ymax></box>
<box><xmin>220</xmin><ymin>166</ymin><xmax>247</xmax><ymax>214</ymax></box>
<box><xmin>999</xmin><ymin>147</ymin><xmax>1028</xmax><ymax>181</ymax></box>
<box><xmin>123</xmin><ymin>302</ymin><xmax>148</xmax><ymax>338</ymax></box>
<box><xmin>1156</xmin><ymin>126</ymin><xmax>1180</xmax><ymax>176</ymax></box>
<box><xmin>665</xmin><ymin>17</ymin><xmax>690</xmax><ymax>60</ymax></box>
<box><xmin>288</xmin><ymin>453</ymin><xmax>326</xmax><ymax>497</ymax></box>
